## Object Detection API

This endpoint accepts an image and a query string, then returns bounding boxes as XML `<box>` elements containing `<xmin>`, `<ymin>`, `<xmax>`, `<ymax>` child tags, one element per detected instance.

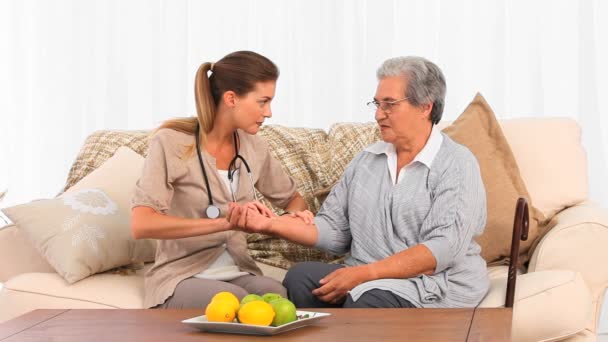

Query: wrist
<box><xmin>360</xmin><ymin>264</ymin><xmax>377</xmax><ymax>282</ymax></box>
<box><xmin>218</xmin><ymin>218</ymin><xmax>231</xmax><ymax>231</ymax></box>
<box><xmin>267</xmin><ymin>216</ymin><xmax>283</xmax><ymax>235</ymax></box>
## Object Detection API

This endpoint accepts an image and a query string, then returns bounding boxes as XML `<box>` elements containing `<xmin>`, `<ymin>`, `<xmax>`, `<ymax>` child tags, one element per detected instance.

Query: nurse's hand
<box><xmin>226</xmin><ymin>203</ymin><xmax>272</xmax><ymax>234</ymax></box>
<box><xmin>226</xmin><ymin>203</ymin><xmax>244</xmax><ymax>230</ymax></box>
<box><xmin>242</xmin><ymin>207</ymin><xmax>273</xmax><ymax>233</ymax></box>
<box><xmin>283</xmin><ymin>210</ymin><xmax>314</xmax><ymax>225</ymax></box>
<box><xmin>244</xmin><ymin>201</ymin><xmax>275</xmax><ymax>218</ymax></box>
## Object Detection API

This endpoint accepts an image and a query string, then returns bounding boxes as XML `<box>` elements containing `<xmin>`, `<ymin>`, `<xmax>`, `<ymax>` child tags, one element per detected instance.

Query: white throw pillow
<box><xmin>2</xmin><ymin>147</ymin><xmax>155</xmax><ymax>284</ymax></box>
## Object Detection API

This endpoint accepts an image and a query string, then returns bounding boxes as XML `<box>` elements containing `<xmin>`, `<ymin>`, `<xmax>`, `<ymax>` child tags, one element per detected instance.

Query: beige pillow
<box><xmin>442</xmin><ymin>93</ymin><xmax>549</xmax><ymax>265</ymax></box>
<box><xmin>2</xmin><ymin>147</ymin><xmax>155</xmax><ymax>283</ymax></box>
<box><xmin>500</xmin><ymin>118</ymin><xmax>588</xmax><ymax>218</ymax></box>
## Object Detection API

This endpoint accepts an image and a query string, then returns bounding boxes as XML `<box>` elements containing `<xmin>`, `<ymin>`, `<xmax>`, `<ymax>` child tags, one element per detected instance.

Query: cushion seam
<box><xmin>2</xmin><ymin>287</ymin><xmax>124</xmax><ymax>308</ymax></box>
<box><xmin>515</xmin><ymin>273</ymin><xmax>578</xmax><ymax>303</ymax></box>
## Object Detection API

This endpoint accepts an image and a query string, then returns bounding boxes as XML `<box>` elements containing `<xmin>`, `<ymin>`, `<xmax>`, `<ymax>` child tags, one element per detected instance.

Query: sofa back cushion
<box><xmin>499</xmin><ymin>118</ymin><xmax>588</xmax><ymax>218</ymax></box>
<box><xmin>63</xmin><ymin>130</ymin><xmax>150</xmax><ymax>191</ymax></box>
<box><xmin>251</xmin><ymin>126</ymin><xmax>345</xmax><ymax>268</ymax></box>
<box><xmin>57</xmin><ymin>107</ymin><xmax>588</xmax><ymax>269</ymax></box>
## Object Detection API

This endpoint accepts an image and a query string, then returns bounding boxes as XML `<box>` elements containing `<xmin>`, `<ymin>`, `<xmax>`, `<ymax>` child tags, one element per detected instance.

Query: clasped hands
<box><xmin>225</xmin><ymin>201</ymin><xmax>314</xmax><ymax>234</ymax></box>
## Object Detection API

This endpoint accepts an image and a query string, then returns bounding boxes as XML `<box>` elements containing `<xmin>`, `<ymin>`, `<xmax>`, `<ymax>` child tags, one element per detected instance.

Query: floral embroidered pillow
<box><xmin>2</xmin><ymin>147</ymin><xmax>155</xmax><ymax>283</ymax></box>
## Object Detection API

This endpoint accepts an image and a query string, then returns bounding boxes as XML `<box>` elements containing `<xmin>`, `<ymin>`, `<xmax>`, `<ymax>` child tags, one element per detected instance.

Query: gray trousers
<box><xmin>157</xmin><ymin>275</ymin><xmax>286</xmax><ymax>309</ymax></box>
<box><xmin>283</xmin><ymin>261</ymin><xmax>416</xmax><ymax>308</ymax></box>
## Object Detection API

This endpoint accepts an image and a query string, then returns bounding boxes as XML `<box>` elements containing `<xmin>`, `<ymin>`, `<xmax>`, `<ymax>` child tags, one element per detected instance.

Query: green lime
<box><xmin>270</xmin><ymin>298</ymin><xmax>297</xmax><ymax>326</ymax></box>
<box><xmin>262</xmin><ymin>292</ymin><xmax>283</xmax><ymax>303</ymax></box>
<box><xmin>240</xmin><ymin>294</ymin><xmax>264</xmax><ymax>306</ymax></box>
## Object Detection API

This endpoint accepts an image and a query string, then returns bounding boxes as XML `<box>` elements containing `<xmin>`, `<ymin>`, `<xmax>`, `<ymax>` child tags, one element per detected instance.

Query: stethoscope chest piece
<box><xmin>206</xmin><ymin>205</ymin><xmax>220</xmax><ymax>219</ymax></box>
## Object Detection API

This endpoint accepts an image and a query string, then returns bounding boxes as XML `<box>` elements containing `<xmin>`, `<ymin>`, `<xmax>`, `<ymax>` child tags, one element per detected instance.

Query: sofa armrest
<box><xmin>529</xmin><ymin>202</ymin><xmax>608</xmax><ymax>294</ymax></box>
<box><xmin>528</xmin><ymin>202</ymin><xmax>608</xmax><ymax>334</ymax></box>
<box><xmin>0</xmin><ymin>224</ymin><xmax>55</xmax><ymax>282</ymax></box>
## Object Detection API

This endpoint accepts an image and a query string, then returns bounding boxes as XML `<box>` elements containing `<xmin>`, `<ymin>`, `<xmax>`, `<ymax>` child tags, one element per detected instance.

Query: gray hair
<box><xmin>376</xmin><ymin>56</ymin><xmax>446</xmax><ymax>124</ymax></box>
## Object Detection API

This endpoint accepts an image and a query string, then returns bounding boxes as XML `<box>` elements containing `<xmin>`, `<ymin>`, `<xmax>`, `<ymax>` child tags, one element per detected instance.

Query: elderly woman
<box><xmin>228</xmin><ymin>56</ymin><xmax>489</xmax><ymax>309</ymax></box>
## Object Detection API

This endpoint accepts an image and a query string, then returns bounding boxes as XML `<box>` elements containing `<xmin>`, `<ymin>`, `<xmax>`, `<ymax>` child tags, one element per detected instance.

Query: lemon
<box><xmin>205</xmin><ymin>300</ymin><xmax>236</xmax><ymax>322</ymax></box>
<box><xmin>237</xmin><ymin>301</ymin><xmax>275</xmax><ymax>326</ymax></box>
<box><xmin>210</xmin><ymin>291</ymin><xmax>240</xmax><ymax>313</ymax></box>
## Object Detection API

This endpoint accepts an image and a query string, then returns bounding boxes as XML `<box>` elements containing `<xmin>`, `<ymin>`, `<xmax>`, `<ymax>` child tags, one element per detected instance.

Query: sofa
<box><xmin>1</xmin><ymin>100</ymin><xmax>607</xmax><ymax>341</ymax></box>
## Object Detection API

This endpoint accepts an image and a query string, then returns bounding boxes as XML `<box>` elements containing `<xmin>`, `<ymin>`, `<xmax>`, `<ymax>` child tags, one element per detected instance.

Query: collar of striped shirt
<box><xmin>364</xmin><ymin>124</ymin><xmax>444</xmax><ymax>184</ymax></box>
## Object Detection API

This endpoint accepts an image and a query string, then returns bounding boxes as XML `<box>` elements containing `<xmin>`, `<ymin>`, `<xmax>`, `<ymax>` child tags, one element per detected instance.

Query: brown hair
<box><xmin>157</xmin><ymin>51</ymin><xmax>279</xmax><ymax>156</ymax></box>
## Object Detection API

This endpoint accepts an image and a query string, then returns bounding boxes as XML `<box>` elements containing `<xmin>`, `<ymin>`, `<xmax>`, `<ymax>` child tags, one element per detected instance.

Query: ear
<box><xmin>420</xmin><ymin>102</ymin><xmax>433</xmax><ymax>120</ymax></box>
<box><xmin>222</xmin><ymin>91</ymin><xmax>237</xmax><ymax>108</ymax></box>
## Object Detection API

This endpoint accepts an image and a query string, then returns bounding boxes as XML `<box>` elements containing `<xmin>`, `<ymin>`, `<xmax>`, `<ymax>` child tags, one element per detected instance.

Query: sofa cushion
<box><xmin>0</xmin><ymin>270</ymin><xmax>146</xmax><ymax>323</ymax></box>
<box><xmin>247</xmin><ymin>126</ymin><xmax>345</xmax><ymax>269</ymax></box>
<box><xmin>0</xmin><ymin>224</ymin><xmax>54</xmax><ymax>282</ymax></box>
<box><xmin>479</xmin><ymin>270</ymin><xmax>591</xmax><ymax>342</ymax></box>
<box><xmin>2</xmin><ymin>147</ymin><xmax>155</xmax><ymax>284</ymax></box>
<box><xmin>500</xmin><ymin>118</ymin><xmax>588</xmax><ymax>218</ymax></box>
<box><xmin>442</xmin><ymin>93</ymin><xmax>550</xmax><ymax>264</ymax></box>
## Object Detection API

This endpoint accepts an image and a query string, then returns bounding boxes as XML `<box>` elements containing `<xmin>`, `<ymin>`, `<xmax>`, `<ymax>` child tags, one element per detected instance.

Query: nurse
<box><xmin>131</xmin><ymin>51</ymin><xmax>312</xmax><ymax>309</ymax></box>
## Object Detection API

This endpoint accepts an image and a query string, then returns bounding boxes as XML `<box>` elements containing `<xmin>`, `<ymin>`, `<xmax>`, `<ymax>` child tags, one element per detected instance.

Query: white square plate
<box><xmin>182</xmin><ymin>310</ymin><xmax>331</xmax><ymax>336</ymax></box>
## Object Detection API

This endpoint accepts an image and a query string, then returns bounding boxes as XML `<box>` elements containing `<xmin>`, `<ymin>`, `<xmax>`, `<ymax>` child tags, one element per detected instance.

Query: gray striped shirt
<box><xmin>314</xmin><ymin>132</ymin><xmax>489</xmax><ymax>308</ymax></box>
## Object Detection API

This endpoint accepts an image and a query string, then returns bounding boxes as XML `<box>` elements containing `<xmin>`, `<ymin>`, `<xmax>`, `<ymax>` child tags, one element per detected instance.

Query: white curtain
<box><xmin>1</xmin><ymin>0</ymin><xmax>607</xmax><ymax>208</ymax></box>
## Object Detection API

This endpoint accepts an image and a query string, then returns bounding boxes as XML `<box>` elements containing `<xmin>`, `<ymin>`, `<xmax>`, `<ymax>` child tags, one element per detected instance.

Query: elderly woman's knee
<box><xmin>283</xmin><ymin>261</ymin><xmax>322</xmax><ymax>289</ymax></box>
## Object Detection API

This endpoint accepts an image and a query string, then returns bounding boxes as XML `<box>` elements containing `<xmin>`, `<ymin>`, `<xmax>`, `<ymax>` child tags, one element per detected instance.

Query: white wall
<box><xmin>1</xmin><ymin>0</ymin><xmax>607</xmax><ymax>208</ymax></box>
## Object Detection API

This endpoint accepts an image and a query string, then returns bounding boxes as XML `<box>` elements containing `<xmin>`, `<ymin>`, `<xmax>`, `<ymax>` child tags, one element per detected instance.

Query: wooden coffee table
<box><xmin>0</xmin><ymin>307</ymin><xmax>511</xmax><ymax>341</ymax></box>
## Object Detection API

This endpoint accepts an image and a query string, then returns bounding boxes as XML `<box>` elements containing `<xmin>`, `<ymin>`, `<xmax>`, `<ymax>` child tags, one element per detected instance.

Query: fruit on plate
<box><xmin>262</xmin><ymin>292</ymin><xmax>283</xmax><ymax>303</ymax></box>
<box><xmin>270</xmin><ymin>298</ymin><xmax>298</xmax><ymax>326</ymax></box>
<box><xmin>205</xmin><ymin>300</ymin><xmax>236</xmax><ymax>322</ymax></box>
<box><xmin>238</xmin><ymin>300</ymin><xmax>275</xmax><ymax>326</ymax></box>
<box><xmin>210</xmin><ymin>291</ymin><xmax>240</xmax><ymax>313</ymax></box>
<box><xmin>240</xmin><ymin>293</ymin><xmax>264</xmax><ymax>306</ymax></box>
<box><xmin>205</xmin><ymin>291</ymin><xmax>240</xmax><ymax>322</ymax></box>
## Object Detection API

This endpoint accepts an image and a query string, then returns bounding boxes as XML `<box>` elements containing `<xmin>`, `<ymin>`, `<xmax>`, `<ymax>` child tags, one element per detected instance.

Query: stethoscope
<box><xmin>195</xmin><ymin>124</ymin><xmax>259</xmax><ymax>219</ymax></box>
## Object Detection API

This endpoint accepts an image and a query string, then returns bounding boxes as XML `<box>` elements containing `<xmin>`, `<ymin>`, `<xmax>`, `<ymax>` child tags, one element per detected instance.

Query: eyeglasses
<box><xmin>366</xmin><ymin>97</ymin><xmax>409</xmax><ymax>113</ymax></box>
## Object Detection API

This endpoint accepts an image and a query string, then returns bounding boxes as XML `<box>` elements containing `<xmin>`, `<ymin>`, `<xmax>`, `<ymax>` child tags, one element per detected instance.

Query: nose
<box><xmin>264</xmin><ymin>105</ymin><xmax>272</xmax><ymax>119</ymax></box>
<box><xmin>374</xmin><ymin>107</ymin><xmax>387</xmax><ymax>121</ymax></box>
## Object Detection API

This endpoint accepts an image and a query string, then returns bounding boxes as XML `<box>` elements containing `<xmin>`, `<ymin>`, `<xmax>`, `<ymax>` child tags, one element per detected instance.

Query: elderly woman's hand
<box><xmin>311</xmin><ymin>266</ymin><xmax>372</xmax><ymax>304</ymax></box>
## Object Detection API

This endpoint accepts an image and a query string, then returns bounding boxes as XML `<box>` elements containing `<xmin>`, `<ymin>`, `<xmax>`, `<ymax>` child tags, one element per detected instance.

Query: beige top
<box><xmin>132</xmin><ymin>128</ymin><xmax>297</xmax><ymax>308</ymax></box>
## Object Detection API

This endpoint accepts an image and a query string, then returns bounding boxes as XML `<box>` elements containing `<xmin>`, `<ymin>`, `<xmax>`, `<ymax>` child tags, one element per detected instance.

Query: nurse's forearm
<box><xmin>268</xmin><ymin>216</ymin><xmax>318</xmax><ymax>247</ymax></box>
<box><xmin>283</xmin><ymin>192</ymin><xmax>308</xmax><ymax>212</ymax></box>
<box><xmin>131</xmin><ymin>206</ymin><xmax>230</xmax><ymax>240</ymax></box>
